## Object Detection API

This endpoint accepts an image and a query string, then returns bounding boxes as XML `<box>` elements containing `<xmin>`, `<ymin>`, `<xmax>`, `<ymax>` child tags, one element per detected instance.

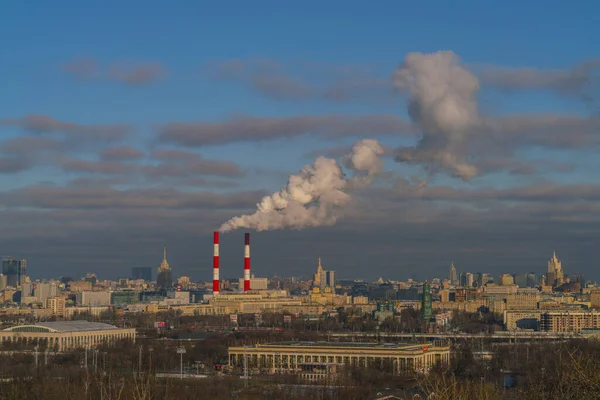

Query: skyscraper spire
<box><xmin>164</xmin><ymin>246</ymin><xmax>167</xmax><ymax>262</ymax></box>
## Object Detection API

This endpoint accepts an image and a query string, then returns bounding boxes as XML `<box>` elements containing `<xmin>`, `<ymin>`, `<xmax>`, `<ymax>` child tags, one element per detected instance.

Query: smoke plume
<box><xmin>392</xmin><ymin>51</ymin><xmax>481</xmax><ymax>180</ymax></box>
<box><xmin>219</xmin><ymin>139</ymin><xmax>384</xmax><ymax>232</ymax></box>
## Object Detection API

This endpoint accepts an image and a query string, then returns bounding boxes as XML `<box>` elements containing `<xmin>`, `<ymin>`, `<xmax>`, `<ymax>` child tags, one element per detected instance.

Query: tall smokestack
<box><xmin>213</xmin><ymin>231</ymin><xmax>220</xmax><ymax>295</ymax></box>
<box><xmin>244</xmin><ymin>233</ymin><xmax>250</xmax><ymax>292</ymax></box>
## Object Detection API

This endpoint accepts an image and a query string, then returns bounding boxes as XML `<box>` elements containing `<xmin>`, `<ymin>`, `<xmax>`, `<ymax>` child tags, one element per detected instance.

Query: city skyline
<box><xmin>1</xmin><ymin>3</ymin><xmax>600</xmax><ymax>280</ymax></box>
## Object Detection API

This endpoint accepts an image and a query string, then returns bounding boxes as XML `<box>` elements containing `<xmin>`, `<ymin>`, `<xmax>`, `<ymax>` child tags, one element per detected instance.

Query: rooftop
<box><xmin>254</xmin><ymin>341</ymin><xmax>432</xmax><ymax>350</ymax></box>
<box><xmin>3</xmin><ymin>321</ymin><xmax>120</xmax><ymax>333</ymax></box>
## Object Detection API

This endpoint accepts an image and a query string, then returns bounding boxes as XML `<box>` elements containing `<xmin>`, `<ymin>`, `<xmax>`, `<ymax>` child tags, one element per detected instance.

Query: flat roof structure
<box><xmin>228</xmin><ymin>340</ymin><xmax>450</xmax><ymax>374</ymax></box>
<box><xmin>259</xmin><ymin>341</ymin><xmax>428</xmax><ymax>350</ymax></box>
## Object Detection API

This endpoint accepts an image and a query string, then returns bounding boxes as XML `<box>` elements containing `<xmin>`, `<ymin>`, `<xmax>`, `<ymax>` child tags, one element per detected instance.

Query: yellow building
<box><xmin>45</xmin><ymin>296</ymin><xmax>66</xmax><ymax>316</ymax></box>
<box><xmin>0</xmin><ymin>321</ymin><xmax>135</xmax><ymax>351</ymax></box>
<box><xmin>499</xmin><ymin>274</ymin><xmax>515</xmax><ymax>286</ymax></box>
<box><xmin>504</xmin><ymin>310</ymin><xmax>541</xmax><ymax>331</ymax></box>
<box><xmin>505</xmin><ymin>293</ymin><xmax>540</xmax><ymax>310</ymax></box>
<box><xmin>228</xmin><ymin>341</ymin><xmax>450</xmax><ymax>374</ymax></box>
<box><xmin>590</xmin><ymin>289</ymin><xmax>600</xmax><ymax>309</ymax></box>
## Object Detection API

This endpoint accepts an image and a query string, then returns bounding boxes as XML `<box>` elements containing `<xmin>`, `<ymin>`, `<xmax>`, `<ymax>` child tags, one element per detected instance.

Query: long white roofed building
<box><xmin>0</xmin><ymin>321</ymin><xmax>135</xmax><ymax>351</ymax></box>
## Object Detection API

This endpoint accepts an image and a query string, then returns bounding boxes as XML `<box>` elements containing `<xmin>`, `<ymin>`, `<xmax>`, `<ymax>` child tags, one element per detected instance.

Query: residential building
<box><xmin>77</xmin><ymin>291</ymin><xmax>111</xmax><ymax>306</ymax></box>
<box><xmin>34</xmin><ymin>282</ymin><xmax>58</xmax><ymax>304</ymax></box>
<box><xmin>45</xmin><ymin>296</ymin><xmax>66</xmax><ymax>316</ymax></box>
<box><xmin>540</xmin><ymin>311</ymin><xmax>600</xmax><ymax>333</ymax></box>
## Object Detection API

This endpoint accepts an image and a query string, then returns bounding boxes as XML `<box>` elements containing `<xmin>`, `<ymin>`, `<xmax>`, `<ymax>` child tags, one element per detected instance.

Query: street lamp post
<box><xmin>149</xmin><ymin>347</ymin><xmax>154</xmax><ymax>374</ymax></box>
<box><xmin>176</xmin><ymin>347</ymin><xmax>186</xmax><ymax>379</ymax></box>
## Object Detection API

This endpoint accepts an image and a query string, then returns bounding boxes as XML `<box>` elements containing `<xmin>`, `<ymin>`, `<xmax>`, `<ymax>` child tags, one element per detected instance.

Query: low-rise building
<box><xmin>0</xmin><ymin>321</ymin><xmax>135</xmax><ymax>351</ymax></box>
<box><xmin>228</xmin><ymin>341</ymin><xmax>450</xmax><ymax>374</ymax></box>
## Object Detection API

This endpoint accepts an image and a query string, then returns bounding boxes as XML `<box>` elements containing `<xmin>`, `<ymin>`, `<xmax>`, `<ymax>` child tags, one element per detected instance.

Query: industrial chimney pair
<box><xmin>212</xmin><ymin>231</ymin><xmax>250</xmax><ymax>295</ymax></box>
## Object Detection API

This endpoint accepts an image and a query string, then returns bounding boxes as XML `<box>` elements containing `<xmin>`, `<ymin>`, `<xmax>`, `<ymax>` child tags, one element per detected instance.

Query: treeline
<box><xmin>419</xmin><ymin>339</ymin><xmax>600</xmax><ymax>399</ymax></box>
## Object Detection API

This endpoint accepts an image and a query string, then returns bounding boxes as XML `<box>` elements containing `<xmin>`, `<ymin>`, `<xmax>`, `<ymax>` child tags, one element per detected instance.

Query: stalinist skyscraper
<box><xmin>547</xmin><ymin>251</ymin><xmax>564</xmax><ymax>287</ymax></box>
<box><xmin>157</xmin><ymin>246</ymin><xmax>173</xmax><ymax>289</ymax></box>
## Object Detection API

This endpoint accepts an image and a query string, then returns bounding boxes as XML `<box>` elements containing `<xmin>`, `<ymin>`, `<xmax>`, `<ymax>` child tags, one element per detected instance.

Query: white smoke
<box><xmin>219</xmin><ymin>139</ymin><xmax>384</xmax><ymax>232</ymax></box>
<box><xmin>392</xmin><ymin>51</ymin><xmax>480</xmax><ymax>180</ymax></box>
<box><xmin>343</xmin><ymin>139</ymin><xmax>385</xmax><ymax>187</ymax></box>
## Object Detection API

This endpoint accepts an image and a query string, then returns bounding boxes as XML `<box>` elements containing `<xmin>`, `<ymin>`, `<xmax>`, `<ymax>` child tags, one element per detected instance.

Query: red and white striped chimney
<box><xmin>213</xmin><ymin>231</ymin><xmax>220</xmax><ymax>295</ymax></box>
<box><xmin>244</xmin><ymin>233</ymin><xmax>251</xmax><ymax>292</ymax></box>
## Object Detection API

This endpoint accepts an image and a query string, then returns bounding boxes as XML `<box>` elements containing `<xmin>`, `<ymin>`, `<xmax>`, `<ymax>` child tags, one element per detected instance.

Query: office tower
<box><xmin>326</xmin><ymin>270</ymin><xmax>336</xmax><ymax>288</ymax></box>
<box><xmin>132</xmin><ymin>267</ymin><xmax>152</xmax><ymax>281</ymax></box>
<box><xmin>481</xmin><ymin>273</ymin><xmax>494</xmax><ymax>286</ymax></box>
<box><xmin>465</xmin><ymin>272</ymin><xmax>474</xmax><ymax>287</ymax></box>
<box><xmin>421</xmin><ymin>282</ymin><xmax>433</xmax><ymax>322</ymax></box>
<box><xmin>18</xmin><ymin>259</ymin><xmax>27</xmax><ymax>285</ymax></box>
<box><xmin>156</xmin><ymin>246</ymin><xmax>173</xmax><ymax>289</ymax></box>
<box><xmin>2</xmin><ymin>258</ymin><xmax>19</xmax><ymax>287</ymax></box>
<box><xmin>84</xmin><ymin>273</ymin><xmax>97</xmax><ymax>285</ymax></box>
<box><xmin>514</xmin><ymin>273</ymin><xmax>528</xmax><ymax>288</ymax></box>
<box><xmin>448</xmin><ymin>263</ymin><xmax>458</xmax><ymax>285</ymax></box>
<box><xmin>547</xmin><ymin>251</ymin><xmax>564</xmax><ymax>287</ymax></box>
<box><xmin>527</xmin><ymin>273</ymin><xmax>538</xmax><ymax>288</ymax></box>
<box><xmin>0</xmin><ymin>274</ymin><xmax>6</xmax><ymax>290</ymax></box>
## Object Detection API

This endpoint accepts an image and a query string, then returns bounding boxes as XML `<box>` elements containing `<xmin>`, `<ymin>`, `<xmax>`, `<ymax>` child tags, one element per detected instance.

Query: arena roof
<box><xmin>3</xmin><ymin>321</ymin><xmax>120</xmax><ymax>333</ymax></box>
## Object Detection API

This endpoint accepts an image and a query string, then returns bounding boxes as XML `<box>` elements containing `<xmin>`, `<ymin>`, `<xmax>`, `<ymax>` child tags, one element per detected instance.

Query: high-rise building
<box><xmin>514</xmin><ymin>274</ymin><xmax>528</xmax><ymax>288</ymax></box>
<box><xmin>18</xmin><ymin>259</ymin><xmax>27</xmax><ymax>285</ymax></box>
<box><xmin>156</xmin><ymin>247</ymin><xmax>172</xmax><ymax>289</ymax></box>
<box><xmin>499</xmin><ymin>274</ymin><xmax>515</xmax><ymax>286</ymax></box>
<box><xmin>2</xmin><ymin>258</ymin><xmax>19</xmax><ymax>287</ymax></box>
<box><xmin>0</xmin><ymin>274</ymin><xmax>6</xmax><ymax>290</ymax></box>
<box><xmin>448</xmin><ymin>263</ymin><xmax>458</xmax><ymax>286</ymax></box>
<box><xmin>421</xmin><ymin>282</ymin><xmax>433</xmax><ymax>322</ymax></box>
<box><xmin>313</xmin><ymin>258</ymin><xmax>335</xmax><ymax>290</ymax></box>
<box><xmin>326</xmin><ymin>270</ymin><xmax>336</xmax><ymax>288</ymax></box>
<box><xmin>34</xmin><ymin>282</ymin><xmax>58</xmax><ymax>304</ymax></box>
<box><xmin>527</xmin><ymin>273</ymin><xmax>538</xmax><ymax>288</ymax></box>
<box><xmin>313</xmin><ymin>258</ymin><xmax>324</xmax><ymax>289</ymax></box>
<box><xmin>547</xmin><ymin>251</ymin><xmax>564</xmax><ymax>287</ymax></box>
<box><xmin>465</xmin><ymin>272</ymin><xmax>474</xmax><ymax>287</ymax></box>
<box><xmin>132</xmin><ymin>267</ymin><xmax>152</xmax><ymax>282</ymax></box>
<box><xmin>45</xmin><ymin>296</ymin><xmax>66</xmax><ymax>317</ymax></box>
<box><xmin>84</xmin><ymin>273</ymin><xmax>97</xmax><ymax>285</ymax></box>
<box><xmin>177</xmin><ymin>276</ymin><xmax>190</xmax><ymax>291</ymax></box>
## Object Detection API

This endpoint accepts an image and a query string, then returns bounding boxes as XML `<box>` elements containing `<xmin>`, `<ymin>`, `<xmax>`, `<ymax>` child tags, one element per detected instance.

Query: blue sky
<box><xmin>1</xmin><ymin>1</ymin><xmax>599</xmax><ymax>281</ymax></box>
